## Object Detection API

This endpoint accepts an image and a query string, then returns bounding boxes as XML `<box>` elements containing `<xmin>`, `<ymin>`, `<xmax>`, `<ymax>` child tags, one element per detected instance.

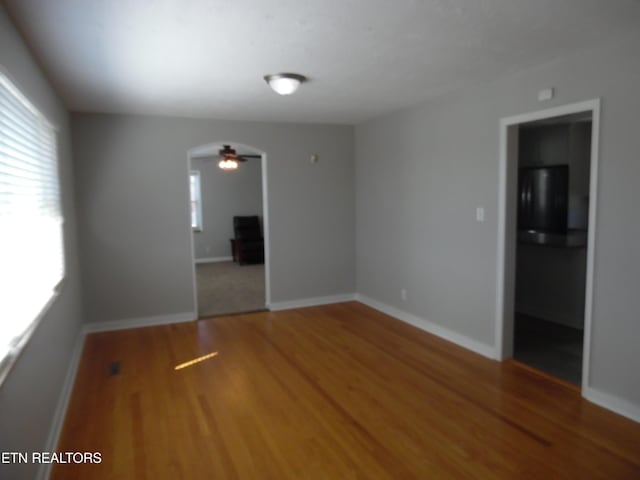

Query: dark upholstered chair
<box><xmin>232</xmin><ymin>216</ymin><xmax>264</xmax><ymax>265</ymax></box>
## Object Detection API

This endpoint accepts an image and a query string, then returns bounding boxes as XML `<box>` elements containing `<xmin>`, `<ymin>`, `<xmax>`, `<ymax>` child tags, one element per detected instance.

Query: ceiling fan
<box><xmin>218</xmin><ymin>144</ymin><xmax>260</xmax><ymax>170</ymax></box>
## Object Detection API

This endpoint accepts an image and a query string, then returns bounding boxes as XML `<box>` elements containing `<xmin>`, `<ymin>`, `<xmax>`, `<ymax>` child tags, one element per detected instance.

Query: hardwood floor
<box><xmin>52</xmin><ymin>302</ymin><xmax>640</xmax><ymax>479</ymax></box>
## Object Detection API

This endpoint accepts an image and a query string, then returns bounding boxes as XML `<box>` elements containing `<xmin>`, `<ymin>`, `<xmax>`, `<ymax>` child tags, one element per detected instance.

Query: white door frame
<box><xmin>495</xmin><ymin>99</ymin><xmax>600</xmax><ymax>391</ymax></box>
<box><xmin>186</xmin><ymin>142</ymin><xmax>271</xmax><ymax>315</ymax></box>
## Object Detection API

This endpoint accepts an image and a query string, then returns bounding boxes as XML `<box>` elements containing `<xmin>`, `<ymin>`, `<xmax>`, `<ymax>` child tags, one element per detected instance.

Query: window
<box><xmin>190</xmin><ymin>170</ymin><xmax>202</xmax><ymax>231</ymax></box>
<box><xmin>0</xmin><ymin>72</ymin><xmax>64</xmax><ymax>383</ymax></box>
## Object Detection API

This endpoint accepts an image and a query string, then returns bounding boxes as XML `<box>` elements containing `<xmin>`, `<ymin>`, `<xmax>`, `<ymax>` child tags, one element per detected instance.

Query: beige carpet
<box><xmin>196</xmin><ymin>261</ymin><xmax>265</xmax><ymax>318</ymax></box>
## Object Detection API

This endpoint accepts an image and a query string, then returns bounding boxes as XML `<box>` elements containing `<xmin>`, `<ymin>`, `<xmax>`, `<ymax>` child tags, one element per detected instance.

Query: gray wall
<box><xmin>191</xmin><ymin>156</ymin><xmax>262</xmax><ymax>260</ymax></box>
<box><xmin>0</xmin><ymin>6</ymin><xmax>83</xmax><ymax>480</ymax></box>
<box><xmin>72</xmin><ymin>113</ymin><xmax>355</xmax><ymax>323</ymax></box>
<box><xmin>356</xmin><ymin>30</ymin><xmax>640</xmax><ymax>407</ymax></box>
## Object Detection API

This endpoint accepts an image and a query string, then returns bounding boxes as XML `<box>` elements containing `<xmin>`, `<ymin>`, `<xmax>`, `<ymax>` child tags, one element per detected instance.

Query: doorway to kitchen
<box><xmin>496</xmin><ymin>99</ymin><xmax>600</xmax><ymax>389</ymax></box>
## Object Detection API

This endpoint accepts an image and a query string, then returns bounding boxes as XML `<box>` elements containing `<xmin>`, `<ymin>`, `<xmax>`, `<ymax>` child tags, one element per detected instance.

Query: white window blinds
<box><xmin>0</xmin><ymin>72</ymin><xmax>64</xmax><ymax>378</ymax></box>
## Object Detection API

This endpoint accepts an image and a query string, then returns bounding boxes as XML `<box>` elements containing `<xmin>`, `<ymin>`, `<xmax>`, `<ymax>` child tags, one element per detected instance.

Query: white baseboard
<box><xmin>38</xmin><ymin>310</ymin><xmax>197</xmax><ymax>479</ymax></box>
<box><xmin>268</xmin><ymin>294</ymin><xmax>356</xmax><ymax>311</ymax></box>
<box><xmin>83</xmin><ymin>311</ymin><xmax>196</xmax><ymax>333</ymax></box>
<box><xmin>195</xmin><ymin>256</ymin><xmax>233</xmax><ymax>264</ymax></box>
<box><xmin>34</xmin><ymin>302</ymin><xmax>638</xmax><ymax>480</ymax></box>
<box><xmin>355</xmin><ymin>294</ymin><xmax>497</xmax><ymax>360</ymax></box>
<box><xmin>583</xmin><ymin>386</ymin><xmax>640</xmax><ymax>423</ymax></box>
<box><xmin>37</xmin><ymin>329</ymin><xmax>86</xmax><ymax>480</ymax></box>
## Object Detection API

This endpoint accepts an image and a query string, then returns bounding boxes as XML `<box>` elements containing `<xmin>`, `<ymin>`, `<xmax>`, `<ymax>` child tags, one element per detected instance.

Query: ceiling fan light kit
<box><xmin>264</xmin><ymin>73</ymin><xmax>307</xmax><ymax>95</ymax></box>
<box><xmin>218</xmin><ymin>158</ymin><xmax>238</xmax><ymax>170</ymax></box>
<box><xmin>217</xmin><ymin>144</ymin><xmax>261</xmax><ymax>171</ymax></box>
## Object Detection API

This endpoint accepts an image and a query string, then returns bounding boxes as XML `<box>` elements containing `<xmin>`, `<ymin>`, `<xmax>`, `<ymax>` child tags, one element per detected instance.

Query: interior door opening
<box><xmin>513</xmin><ymin>112</ymin><xmax>592</xmax><ymax>385</ymax></box>
<box><xmin>496</xmin><ymin>99</ymin><xmax>600</xmax><ymax>391</ymax></box>
<box><xmin>187</xmin><ymin>142</ymin><xmax>271</xmax><ymax>318</ymax></box>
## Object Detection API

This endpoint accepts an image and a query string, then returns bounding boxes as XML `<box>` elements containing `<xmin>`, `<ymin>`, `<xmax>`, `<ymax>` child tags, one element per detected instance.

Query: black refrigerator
<box><xmin>517</xmin><ymin>165</ymin><xmax>569</xmax><ymax>233</ymax></box>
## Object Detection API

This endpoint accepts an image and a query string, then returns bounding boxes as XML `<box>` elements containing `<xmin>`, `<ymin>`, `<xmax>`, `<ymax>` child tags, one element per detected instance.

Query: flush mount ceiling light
<box><xmin>264</xmin><ymin>73</ymin><xmax>307</xmax><ymax>95</ymax></box>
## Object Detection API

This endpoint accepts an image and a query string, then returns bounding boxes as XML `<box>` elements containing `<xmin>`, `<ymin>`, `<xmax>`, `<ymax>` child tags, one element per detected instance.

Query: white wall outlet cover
<box><xmin>538</xmin><ymin>88</ymin><xmax>554</xmax><ymax>101</ymax></box>
<box><xmin>476</xmin><ymin>207</ymin><xmax>485</xmax><ymax>222</ymax></box>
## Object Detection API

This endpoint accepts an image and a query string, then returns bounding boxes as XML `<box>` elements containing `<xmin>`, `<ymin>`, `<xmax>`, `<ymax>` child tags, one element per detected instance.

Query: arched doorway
<box><xmin>186</xmin><ymin>141</ymin><xmax>270</xmax><ymax>317</ymax></box>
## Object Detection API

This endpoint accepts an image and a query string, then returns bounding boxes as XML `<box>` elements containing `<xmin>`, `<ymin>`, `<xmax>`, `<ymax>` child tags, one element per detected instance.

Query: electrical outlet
<box><xmin>401</xmin><ymin>288</ymin><xmax>407</xmax><ymax>301</ymax></box>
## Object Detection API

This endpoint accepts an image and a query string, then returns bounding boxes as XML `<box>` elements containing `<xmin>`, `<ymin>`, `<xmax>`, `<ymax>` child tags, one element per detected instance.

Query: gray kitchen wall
<box><xmin>515</xmin><ymin>245</ymin><xmax>587</xmax><ymax>329</ymax></box>
<box><xmin>515</xmin><ymin>121</ymin><xmax>590</xmax><ymax>329</ymax></box>
<box><xmin>355</xmin><ymin>30</ymin><xmax>640</xmax><ymax>409</ymax></box>
<box><xmin>72</xmin><ymin>113</ymin><xmax>355</xmax><ymax>322</ymax></box>
<box><xmin>519</xmin><ymin>121</ymin><xmax>592</xmax><ymax>230</ymax></box>
<box><xmin>191</xmin><ymin>155</ymin><xmax>263</xmax><ymax>260</ymax></box>
<box><xmin>0</xmin><ymin>6</ymin><xmax>84</xmax><ymax>480</ymax></box>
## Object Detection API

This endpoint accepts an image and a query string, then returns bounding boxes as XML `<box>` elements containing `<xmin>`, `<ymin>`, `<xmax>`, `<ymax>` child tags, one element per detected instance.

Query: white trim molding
<box><xmin>268</xmin><ymin>294</ymin><xmax>356</xmax><ymax>311</ymax></box>
<box><xmin>261</xmin><ymin>153</ymin><xmax>272</xmax><ymax>308</ymax></box>
<box><xmin>583</xmin><ymin>387</ymin><xmax>640</xmax><ymax>424</ymax></box>
<box><xmin>356</xmin><ymin>294</ymin><xmax>497</xmax><ymax>360</ymax></box>
<box><xmin>194</xmin><ymin>256</ymin><xmax>233</xmax><ymax>264</ymax></box>
<box><xmin>495</xmin><ymin>99</ymin><xmax>601</xmax><ymax>393</ymax></box>
<box><xmin>37</xmin><ymin>330</ymin><xmax>85</xmax><ymax>480</ymax></box>
<box><xmin>38</xmin><ymin>310</ymin><xmax>197</xmax><ymax>479</ymax></box>
<box><xmin>186</xmin><ymin>142</ymin><xmax>272</xmax><ymax>320</ymax></box>
<box><xmin>83</xmin><ymin>311</ymin><xmax>196</xmax><ymax>334</ymax></box>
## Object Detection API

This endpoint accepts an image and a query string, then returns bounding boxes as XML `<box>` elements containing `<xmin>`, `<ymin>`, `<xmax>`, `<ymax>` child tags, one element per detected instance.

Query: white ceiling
<box><xmin>5</xmin><ymin>0</ymin><xmax>640</xmax><ymax>125</ymax></box>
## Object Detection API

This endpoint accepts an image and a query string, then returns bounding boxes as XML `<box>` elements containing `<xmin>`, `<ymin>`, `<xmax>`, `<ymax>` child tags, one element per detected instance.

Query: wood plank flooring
<box><xmin>52</xmin><ymin>302</ymin><xmax>640</xmax><ymax>479</ymax></box>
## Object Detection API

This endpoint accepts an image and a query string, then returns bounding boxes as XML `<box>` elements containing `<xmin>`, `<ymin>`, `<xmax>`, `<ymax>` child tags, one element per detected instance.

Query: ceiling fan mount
<box><xmin>219</xmin><ymin>144</ymin><xmax>260</xmax><ymax>162</ymax></box>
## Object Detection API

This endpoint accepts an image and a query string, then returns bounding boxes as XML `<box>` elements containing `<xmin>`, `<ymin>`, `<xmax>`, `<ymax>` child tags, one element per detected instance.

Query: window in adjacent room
<box><xmin>0</xmin><ymin>71</ymin><xmax>64</xmax><ymax>385</ymax></box>
<box><xmin>190</xmin><ymin>170</ymin><xmax>203</xmax><ymax>231</ymax></box>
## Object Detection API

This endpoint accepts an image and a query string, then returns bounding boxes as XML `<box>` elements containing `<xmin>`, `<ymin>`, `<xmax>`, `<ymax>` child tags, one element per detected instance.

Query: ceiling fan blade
<box><xmin>218</xmin><ymin>145</ymin><xmax>260</xmax><ymax>162</ymax></box>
